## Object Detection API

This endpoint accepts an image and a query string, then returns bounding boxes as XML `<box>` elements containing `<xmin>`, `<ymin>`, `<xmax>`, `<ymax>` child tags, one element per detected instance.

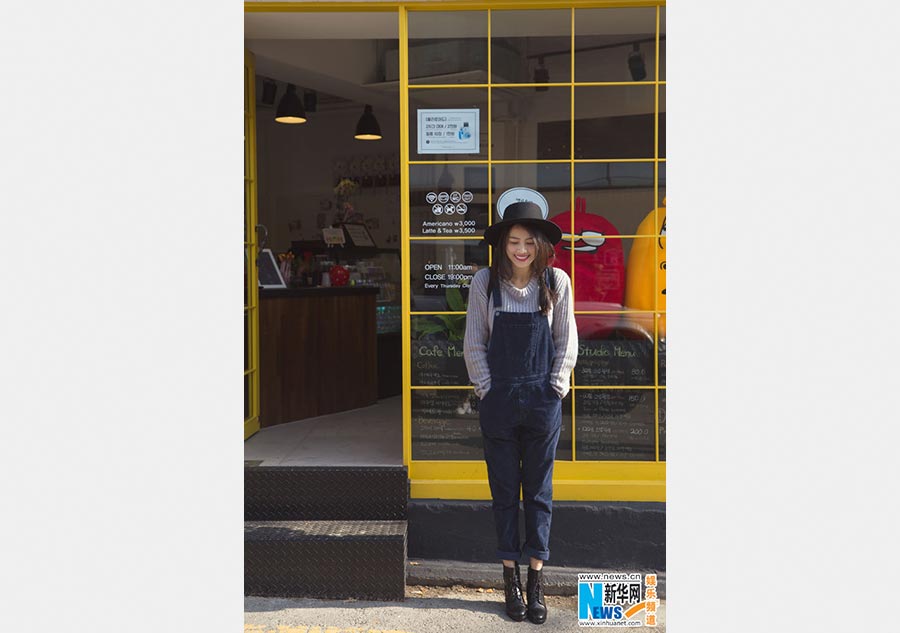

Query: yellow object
<box><xmin>624</xmin><ymin>200</ymin><xmax>666</xmax><ymax>338</ymax></box>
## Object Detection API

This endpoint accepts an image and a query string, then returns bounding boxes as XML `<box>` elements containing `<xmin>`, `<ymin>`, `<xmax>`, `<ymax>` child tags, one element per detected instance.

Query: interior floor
<box><xmin>244</xmin><ymin>396</ymin><xmax>403</xmax><ymax>466</ymax></box>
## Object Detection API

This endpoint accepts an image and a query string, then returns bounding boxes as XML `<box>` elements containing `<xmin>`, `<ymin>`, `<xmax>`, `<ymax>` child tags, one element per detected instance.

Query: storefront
<box><xmin>244</xmin><ymin>1</ymin><xmax>666</xmax><ymax>507</ymax></box>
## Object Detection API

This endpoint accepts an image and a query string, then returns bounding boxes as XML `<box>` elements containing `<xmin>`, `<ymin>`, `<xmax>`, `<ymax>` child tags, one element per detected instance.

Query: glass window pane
<box><xmin>410</xmin><ymin>239</ymin><xmax>488</xmax><ymax>312</ymax></box>
<box><xmin>657</xmin><ymin>161</ymin><xmax>665</xmax><ymax>208</ymax></box>
<box><xmin>410</xmin><ymin>89</ymin><xmax>488</xmax><ymax>161</ymax></box>
<box><xmin>412</xmin><ymin>389</ymin><xmax>483</xmax><ymax>460</ymax></box>
<box><xmin>557</xmin><ymin>393</ymin><xmax>573</xmax><ymax>461</ymax></box>
<box><xmin>408</xmin><ymin>11</ymin><xmax>488</xmax><ymax>85</ymax></box>
<box><xmin>492</xmin><ymin>87</ymin><xmax>570</xmax><ymax>161</ymax></box>
<box><xmin>575</xmin><ymin>389</ymin><xmax>655</xmax><ymax>461</ymax></box>
<box><xmin>492</xmin><ymin>162</ymin><xmax>570</xmax><ymax>212</ymax></box>
<box><xmin>573</xmin><ymin>162</ymin><xmax>655</xmax><ymax>236</ymax></box>
<box><xmin>491</xmin><ymin>9</ymin><xmax>571</xmax><ymax>84</ymax></box>
<box><xmin>574</xmin><ymin>7</ymin><xmax>658</xmax><ymax>83</ymax></box>
<box><xmin>659</xmin><ymin>6</ymin><xmax>666</xmax><ymax>81</ymax></box>
<box><xmin>575</xmin><ymin>316</ymin><xmax>654</xmax><ymax>387</ymax></box>
<box><xmin>574</xmin><ymin>86</ymin><xmax>655</xmax><ymax>159</ymax></box>
<box><xmin>658</xmin><ymin>85</ymin><xmax>666</xmax><ymax>158</ymax></box>
<box><xmin>411</xmin><ymin>316</ymin><xmax>469</xmax><ymax>386</ymax></box>
<box><xmin>658</xmin><ymin>334</ymin><xmax>665</xmax><ymax>386</ymax></box>
<box><xmin>410</xmin><ymin>164</ymin><xmax>489</xmax><ymax>237</ymax></box>
<box><xmin>658</xmin><ymin>388</ymin><xmax>665</xmax><ymax>461</ymax></box>
<box><xmin>560</xmin><ymin>235</ymin><xmax>640</xmax><ymax>313</ymax></box>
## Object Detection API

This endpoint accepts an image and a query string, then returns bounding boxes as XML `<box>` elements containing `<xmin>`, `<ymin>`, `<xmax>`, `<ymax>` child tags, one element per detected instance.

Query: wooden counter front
<box><xmin>258</xmin><ymin>287</ymin><xmax>378</xmax><ymax>427</ymax></box>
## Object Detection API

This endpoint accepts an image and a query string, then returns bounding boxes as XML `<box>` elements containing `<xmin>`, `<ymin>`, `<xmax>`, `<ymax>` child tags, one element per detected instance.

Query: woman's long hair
<box><xmin>488</xmin><ymin>223</ymin><xmax>558</xmax><ymax>315</ymax></box>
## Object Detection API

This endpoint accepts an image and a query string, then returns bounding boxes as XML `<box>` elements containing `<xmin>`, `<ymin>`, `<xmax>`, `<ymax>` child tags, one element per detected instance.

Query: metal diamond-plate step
<box><xmin>244</xmin><ymin>520</ymin><xmax>407</xmax><ymax>601</ymax></box>
<box><xmin>245</xmin><ymin>466</ymin><xmax>408</xmax><ymax>521</ymax></box>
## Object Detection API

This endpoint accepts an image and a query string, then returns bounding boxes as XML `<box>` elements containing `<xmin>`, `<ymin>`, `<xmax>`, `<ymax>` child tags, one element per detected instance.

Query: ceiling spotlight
<box><xmin>355</xmin><ymin>104</ymin><xmax>382</xmax><ymax>140</ymax></box>
<box><xmin>628</xmin><ymin>43</ymin><xmax>647</xmax><ymax>81</ymax></box>
<box><xmin>534</xmin><ymin>56</ymin><xmax>549</xmax><ymax>92</ymax></box>
<box><xmin>261</xmin><ymin>79</ymin><xmax>277</xmax><ymax>106</ymax></box>
<box><xmin>275</xmin><ymin>84</ymin><xmax>307</xmax><ymax>124</ymax></box>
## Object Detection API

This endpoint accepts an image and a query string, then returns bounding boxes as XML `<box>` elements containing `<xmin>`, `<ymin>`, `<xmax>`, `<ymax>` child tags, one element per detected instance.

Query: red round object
<box><xmin>329</xmin><ymin>264</ymin><xmax>350</xmax><ymax>287</ymax></box>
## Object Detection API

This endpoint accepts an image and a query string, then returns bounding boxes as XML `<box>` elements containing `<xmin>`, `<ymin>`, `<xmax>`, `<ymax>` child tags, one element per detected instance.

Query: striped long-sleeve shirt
<box><xmin>463</xmin><ymin>266</ymin><xmax>578</xmax><ymax>400</ymax></box>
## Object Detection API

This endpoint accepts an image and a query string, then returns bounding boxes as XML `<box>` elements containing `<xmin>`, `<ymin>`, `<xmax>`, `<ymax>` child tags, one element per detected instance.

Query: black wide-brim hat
<box><xmin>482</xmin><ymin>200</ymin><xmax>563</xmax><ymax>247</ymax></box>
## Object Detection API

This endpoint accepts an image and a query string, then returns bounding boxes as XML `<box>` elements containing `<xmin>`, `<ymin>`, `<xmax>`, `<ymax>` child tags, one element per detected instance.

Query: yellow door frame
<box><xmin>244</xmin><ymin>1</ymin><xmax>666</xmax><ymax>502</ymax></box>
<box><xmin>245</xmin><ymin>49</ymin><xmax>261</xmax><ymax>440</ymax></box>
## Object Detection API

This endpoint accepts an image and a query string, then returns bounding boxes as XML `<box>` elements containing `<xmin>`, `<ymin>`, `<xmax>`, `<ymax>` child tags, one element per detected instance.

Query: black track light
<box><xmin>534</xmin><ymin>56</ymin><xmax>549</xmax><ymax>92</ymax></box>
<box><xmin>628</xmin><ymin>43</ymin><xmax>647</xmax><ymax>81</ymax></box>
<box><xmin>275</xmin><ymin>84</ymin><xmax>307</xmax><ymax>124</ymax></box>
<box><xmin>303</xmin><ymin>90</ymin><xmax>317</xmax><ymax>113</ymax></box>
<box><xmin>355</xmin><ymin>104</ymin><xmax>382</xmax><ymax>140</ymax></box>
<box><xmin>261</xmin><ymin>79</ymin><xmax>277</xmax><ymax>106</ymax></box>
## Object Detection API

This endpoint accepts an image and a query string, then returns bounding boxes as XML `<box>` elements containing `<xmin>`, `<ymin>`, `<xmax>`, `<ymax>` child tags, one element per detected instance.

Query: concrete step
<box><xmin>244</xmin><ymin>465</ymin><xmax>408</xmax><ymax>521</ymax></box>
<box><xmin>244</xmin><ymin>520</ymin><xmax>407</xmax><ymax>601</ymax></box>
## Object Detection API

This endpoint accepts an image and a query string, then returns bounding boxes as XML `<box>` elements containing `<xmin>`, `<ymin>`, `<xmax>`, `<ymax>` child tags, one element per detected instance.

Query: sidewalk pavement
<box><xmin>245</xmin><ymin>559</ymin><xmax>666</xmax><ymax>633</ymax></box>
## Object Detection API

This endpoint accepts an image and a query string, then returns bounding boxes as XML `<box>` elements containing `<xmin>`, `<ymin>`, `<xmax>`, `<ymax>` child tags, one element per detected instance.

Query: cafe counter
<box><xmin>258</xmin><ymin>286</ymin><xmax>379</xmax><ymax>427</ymax></box>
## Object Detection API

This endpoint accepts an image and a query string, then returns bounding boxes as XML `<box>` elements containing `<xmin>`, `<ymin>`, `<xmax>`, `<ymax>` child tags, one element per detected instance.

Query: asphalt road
<box><xmin>245</xmin><ymin>585</ymin><xmax>667</xmax><ymax>633</ymax></box>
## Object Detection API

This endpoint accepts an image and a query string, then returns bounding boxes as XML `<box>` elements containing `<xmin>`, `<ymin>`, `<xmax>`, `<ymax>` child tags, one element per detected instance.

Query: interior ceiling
<box><xmin>245</xmin><ymin>10</ymin><xmax>664</xmax><ymax>113</ymax></box>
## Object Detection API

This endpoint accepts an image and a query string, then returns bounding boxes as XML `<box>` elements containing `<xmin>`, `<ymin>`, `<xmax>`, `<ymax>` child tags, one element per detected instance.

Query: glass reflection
<box><xmin>575</xmin><ymin>389</ymin><xmax>655</xmax><ymax>461</ymax></box>
<box><xmin>492</xmin><ymin>163</ymin><xmax>571</xmax><ymax>214</ymax></box>
<box><xmin>491</xmin><ymin>9</ymin><xmax>571</xmax><ymax>84</ymax></box>
<box><xmin>658</xmin><ymin>85</ymin><xmax>666</xmax><ymax>158</ymax></box>
<box><xmin>492</xmin><ymin>87</ymin><xmax>570</xmax><ymax>161</ymax></box>
<box><xmin>412</xmin><ymin>389</ymin><xmax>484</xmax><ymax>460</ymax></box>
<box><xmin>574</xmin><ymin>86</ymin><xmax>656</xmax><ymax>159</ymax></box>
<box><xmin>574</xmin><ymin>162</ymin><xmax>656</xmax><ymax>237</ymax></box>
<box><xmin>574</xmin><ymin>7</ymin><xmax>658</xmax><ymax>83</ymax></box>
<box><xmin>407</xmin><ymin>11</ymin><xmax>488</xmax><ymax>84</ymax></box>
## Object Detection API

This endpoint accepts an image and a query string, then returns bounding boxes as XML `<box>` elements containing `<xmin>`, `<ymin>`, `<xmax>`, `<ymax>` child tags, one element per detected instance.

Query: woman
<box><xmin>464</xmin><ymin>199</ymin><xmax>578</xmax><ymax>624</ymax></box>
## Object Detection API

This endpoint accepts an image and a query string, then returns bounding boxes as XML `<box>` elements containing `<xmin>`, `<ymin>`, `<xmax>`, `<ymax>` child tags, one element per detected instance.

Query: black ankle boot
<box><xmin>526</xmin><ymin>566</ymin><xmax>547</xmax><ymax>624</ymax></box>
<box><xmin>502</xmin><ymin>563</ymin><xmax>527</xmax><ymax>621</ymax></box>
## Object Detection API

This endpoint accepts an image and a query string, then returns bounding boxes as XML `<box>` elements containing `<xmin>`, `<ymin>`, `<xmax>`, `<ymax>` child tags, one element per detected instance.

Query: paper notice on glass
<box><xmin>417</xmin><ymin>109</ymin><xmax>479</xmax><ymax>154</ymax></box>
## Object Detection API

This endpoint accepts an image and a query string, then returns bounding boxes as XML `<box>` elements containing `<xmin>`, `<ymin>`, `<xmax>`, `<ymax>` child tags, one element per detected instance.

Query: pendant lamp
<box><xmin>354</xmin><ymin>104</ymin><xmax>382</xmax><ymax>140</ymax></box>
<box><xmin>275</xmin><ymin>84</ymin><xmax>307</xmax><ymax>124</ymax></box>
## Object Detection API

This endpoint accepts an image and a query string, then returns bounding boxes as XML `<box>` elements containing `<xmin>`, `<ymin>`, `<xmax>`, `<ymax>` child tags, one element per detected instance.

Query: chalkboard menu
<box><xmin>411</xmin><ymin>390</ymin><xmax>483</xmax><ymax>460</ymax></box>
<box><xmin>575</xmin><ymin>339</ymin><xmax>654</xmax><ymax>386</ymax></box>
<box><xmin>411</xmin><ymin>318</ymin><xmax>469</xmax><ymax>386</ymax></box>
<box><xmin>658</xmin><ymin>389</ymin><xmax>666</xmax><ymax>461</ymax></box>
<box><xmin>575</xmin><ymin>390</ymin><xmax>655</xmax><ymax>461</ymax></box>
<box><xmin>658</xmin><ymin>339</ymin><xmax>666</xmax><ymax>386</ymax></box>
<box><xmin>556</xmin><ymin>395</ymin><xmax>573</xmax><ymax>461</ymax></box>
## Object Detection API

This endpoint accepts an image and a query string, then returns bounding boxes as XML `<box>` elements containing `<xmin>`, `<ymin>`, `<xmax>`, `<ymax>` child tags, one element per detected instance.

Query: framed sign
<box><xmin>342</xmin><ymin>223</ymin><xmax>376</xmax><ymax>247</ymax></box>
<box><xmin>322</xmin><ymin>227</ymin><xmax>346</xmax><ymax>246</ymax></box>
<box><xmin>417</xmin><ymin>109</ymin><xmax>480</xmax><ymax>154</ymax></box>
<box><xmin>257</xmin><ymin>248</ymin><xmax>286</xmax><ymax>288</ymax></box>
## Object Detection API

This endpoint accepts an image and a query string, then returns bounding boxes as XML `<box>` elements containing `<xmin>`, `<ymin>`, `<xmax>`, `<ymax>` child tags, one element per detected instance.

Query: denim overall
<box><xmin>479</xmin><ymin>269</ymin><xmax>562</xmax><ymax>561</ymax></box>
